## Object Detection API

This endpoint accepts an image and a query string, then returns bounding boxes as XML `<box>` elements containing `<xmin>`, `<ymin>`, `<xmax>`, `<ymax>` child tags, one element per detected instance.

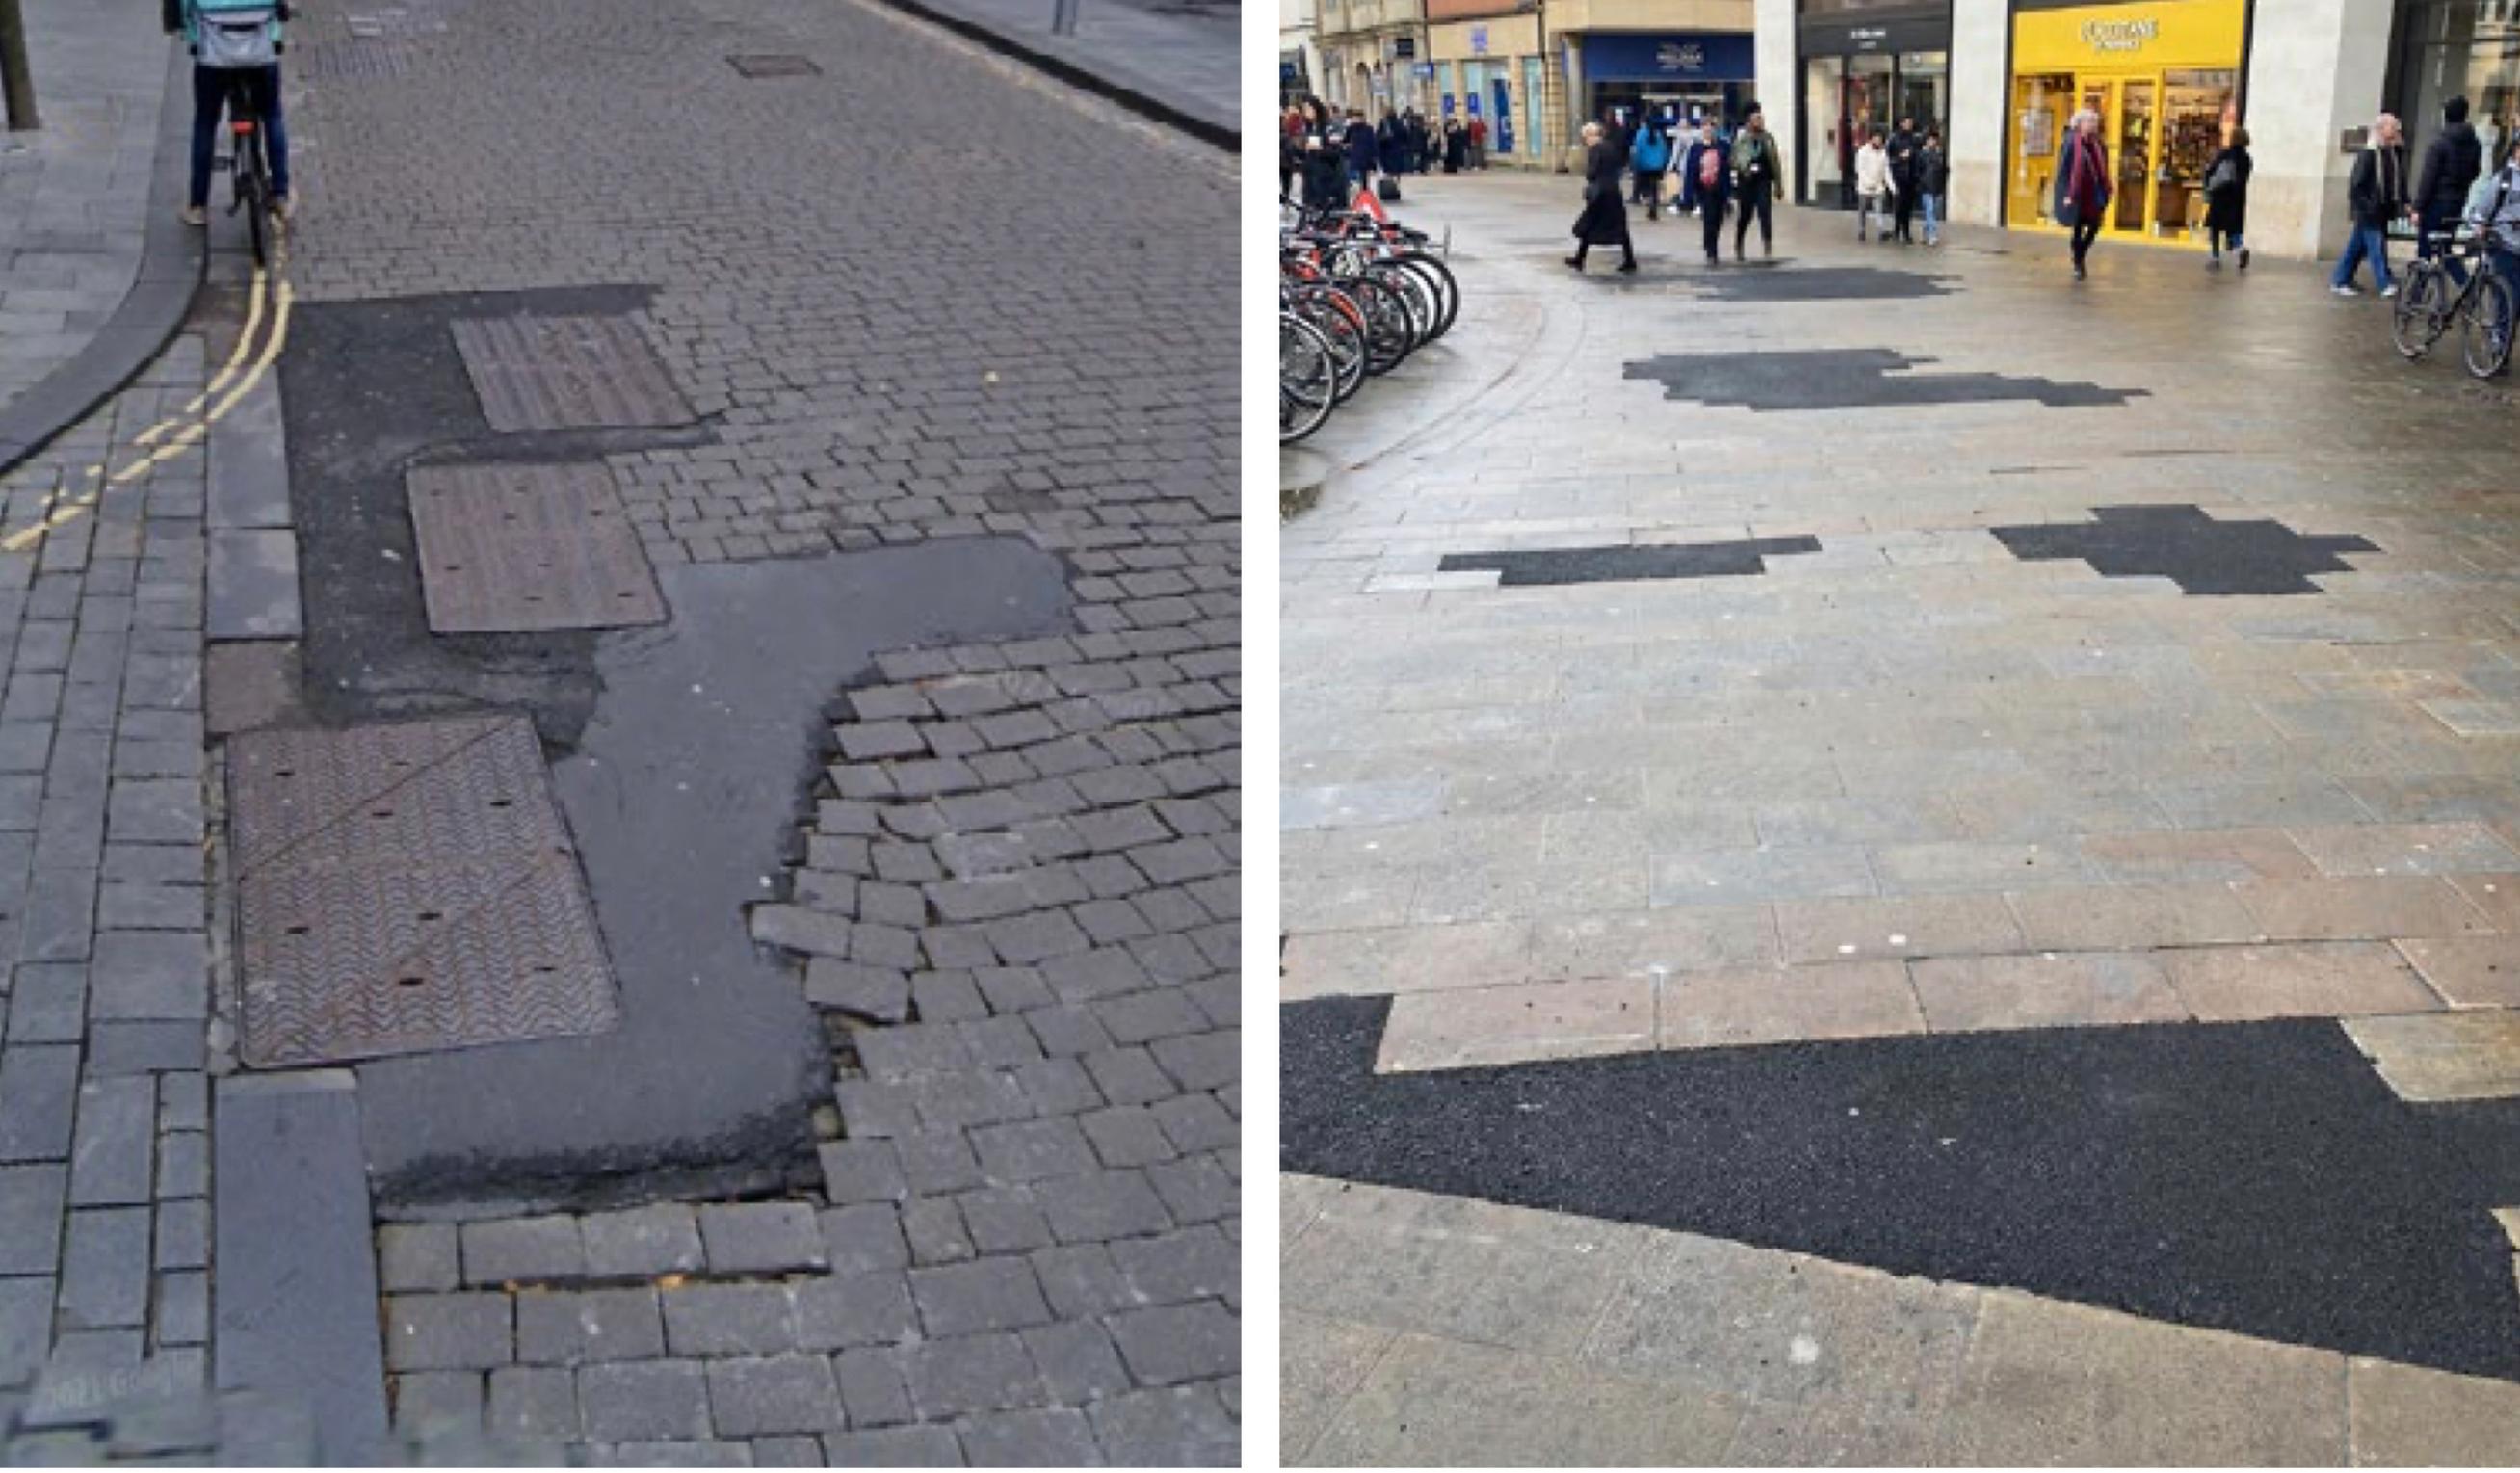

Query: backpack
<box><xmin>2203</xmin><ymin>153</ymin><xmax>2237</xmax><ymax>197</ymax></box>
<box><xmin>195</xmin><ymin>0</ymin><xmax>279</xmax><ymax>68</ymax></box>
<box><xmin>1699</xmin><ymin>146</ymin><xmax>1721</xmax><ymax>191</ymax></box>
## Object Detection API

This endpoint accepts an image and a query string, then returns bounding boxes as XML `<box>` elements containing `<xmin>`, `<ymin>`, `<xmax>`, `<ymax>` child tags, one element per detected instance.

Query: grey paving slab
<box><xmin>204</xmin><ymin>377</ymin><xmax>291</xmax><ymax>531</ymax></box>
<box><xmin>203</xmin><ymin>530</ymin><xmax>302</xmax><ymax>640</ymax></box>
<box><xmin>212</xmin><ymin>1072</ymin><xmax>390</xmax><ymax>1460</ymax></box>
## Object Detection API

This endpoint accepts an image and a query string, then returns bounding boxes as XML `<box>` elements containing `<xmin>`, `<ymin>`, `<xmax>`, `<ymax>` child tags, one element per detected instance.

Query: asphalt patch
<box><xmin>1622</xmin><ymin>348</ymin><xmax>2141</xmax><ymax>410</ymax></box>
<box><xmin>357</xmin><ymin>540</ymin><xmax>1073</xmax><ymax>1209</ymax></box>
<box><xmin>1990</xmin><ymin>504</ymin><xmax>2379</xmax><ymax>595</ymax></box>
<box><xmin>1439</xmin><ymin>536</ymin><xmax>1821</xmax><ymax>586</ymax></box>
<box><xmin>279</xmin><ymin>285</ymin><xmax>712</xmax><ymax>748</ymax></box>
<box><xmin>1281</xmin><ymin>994</ymin><xmax>2520</xmax><ymax>1381</ymax></box>
<box><xmin>1679</xmin><ymin>266</ymin><xmax>1959</xmax><ymax>300</ymax></box>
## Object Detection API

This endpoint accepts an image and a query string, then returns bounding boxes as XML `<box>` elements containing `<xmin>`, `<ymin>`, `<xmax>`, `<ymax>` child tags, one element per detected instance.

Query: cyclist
<box><xmin>2474</xmin><ymin>137</ymin><xmax>2520</xmax><ymax>289</ymax></box>
<box><xmin>165</xmin><ymin>0</ymin><xmax>292</xmax><ymax>227</ymax></box>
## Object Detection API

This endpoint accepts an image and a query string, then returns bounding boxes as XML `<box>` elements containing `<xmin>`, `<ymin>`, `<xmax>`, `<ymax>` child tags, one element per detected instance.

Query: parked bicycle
<box><xmin>2393</xmin><ymin>227</ymin><xmax>2514</xmax><ymax>380</ymax></box>
<box><xmin>1278</xmin><ymin>196</ymin><xmax>1460</xmax><ymax>444</ymax></box>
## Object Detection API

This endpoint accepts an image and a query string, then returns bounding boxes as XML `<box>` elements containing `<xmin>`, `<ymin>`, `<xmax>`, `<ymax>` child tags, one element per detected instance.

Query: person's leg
<box><xmin>1702</xmin><ymin>203</ymin><xmax>1719</xmax><ymax>259</ymax></box>
<box><xmin>188</xmin><ymin>66</ymin><xmax>222</xmax><ymax>211</ymax></box>
<box><xmin>1619</xmin><ymin>223</ymin><xmax>1636</xmax><ymax>271</ymax></box>
<box><xmin>1894</xmin><ymin>189</ymin><xmax>1913</xmax><ymax>240</ymax></box>
<box><xmin>2330</xmin><ymin>225</ymin><xmax>2368</xmax><ymax>287</ymax></box>
<box><xmin>254</xmin><ymin>66</ymin><xmax>289</xmax><ymax>200</ymax></box>
<box><xmin>1733</xmin><ymin>198</ymin><xmax>1751</xmax><ymax>255</ymax></box>
<box><xmin>2371</xmin><ymin>225</ymin><xmax>2395</xmax><ymax>292</ymax></box>
<box><xmin>1857</xmin><ymin>194</ymin><xmax>1870</xmax><ymax>240</ymax></box>
<box><xmin>1756</xmin><ymin>195</ymin><xmax>1773</xmax><ymax>251</ymax></box>
<box><xmin>1924</xmin><ymin>194</ymin><xmax>1940</xmax><ymax>244</ymax></box>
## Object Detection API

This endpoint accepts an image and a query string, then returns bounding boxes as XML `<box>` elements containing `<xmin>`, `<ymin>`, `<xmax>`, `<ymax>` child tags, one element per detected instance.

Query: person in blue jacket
<box><xmin>1629</xmin><ymin>116</ymin><xmax>1673</xmax><ymax>221</ymax></box>
<box><xmin>164</xmin><ymin>0</ymin><xmax>292</xmax><ymax>225</ymax></box>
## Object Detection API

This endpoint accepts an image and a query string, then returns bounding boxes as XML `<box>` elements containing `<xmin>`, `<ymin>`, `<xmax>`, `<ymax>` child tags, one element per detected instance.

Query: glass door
<box><xmin>2113</xmin><ymin>78</ymin><xmax>2154</xmax><ymax>233</ymax></box>
<box><xmin>2010</xmin><ymin>71</ymin><xmax>2074</xmax><ymax>226</ymax></box>
<box><xmin>1804</xmin><ymin>55</ymin><xmax>1847</xmax><ymax>205</ymax></box>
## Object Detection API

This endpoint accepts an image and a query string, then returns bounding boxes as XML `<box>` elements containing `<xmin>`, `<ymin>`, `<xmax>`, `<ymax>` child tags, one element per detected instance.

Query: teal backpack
<box><xmin>189</xmin><ymin>0</ymin><xmax>284</xmax><ymax>69</ymax></box>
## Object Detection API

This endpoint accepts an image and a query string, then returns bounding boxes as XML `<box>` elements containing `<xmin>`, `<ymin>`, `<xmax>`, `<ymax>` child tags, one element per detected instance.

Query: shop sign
<box><xmin>1469</xmin><ymin>24</ymin><xmax>1487</xmax><ymax>54</ymax></box>
<box><xmin>1415</xmin><ymin>62</ymin><xmax>1436</xmax><ymax>78</ymax></box>
<box><xmin>1391</xmin><ymin>36</ymin><xmax>1416</xmax><ymax>59</ymax></box>
<box><xmin>1442</xmin><ymin>92</ymin><xmax>1456</xmax><ymax>115</ymax></box>
<box><xmin>1580</xmin><ymin>32</ymin><xmax>1756</xmax><ymax>83</ymax></box>
<box><xmin>2079</xmin><ymin>16</ymin><xmax>2159</xmax><ymax>51</ymax></box>
<box><xmin>1848</xmin><ymin>25</ymin><xmax>1885</xmax><ymax>50</ymax></box>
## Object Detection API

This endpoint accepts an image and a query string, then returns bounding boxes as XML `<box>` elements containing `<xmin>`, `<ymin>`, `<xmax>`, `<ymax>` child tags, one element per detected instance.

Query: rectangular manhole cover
<box><xmin>727</xmin><ymin>53</ymin><xmax>820</xmax><ymax>77</ymax></box>
<box><xmin>230</xmin><ymin>714</ymin><xmax>619</xmax><ymax>1068</ymax></box>
<box><xmin>406</xmin><ymin>462</ymin><xmax>668</xmax><ymax>634</ymax></box>
<box><xmin>450</xmin><ymin>314</ymin><xmax>693</xmax><ymax>433</ymax></box>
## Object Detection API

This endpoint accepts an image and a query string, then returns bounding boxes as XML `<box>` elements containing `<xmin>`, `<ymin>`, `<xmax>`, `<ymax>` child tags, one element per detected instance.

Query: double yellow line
<box><xmin>6</xmin><ymin>257</ymin><xmax>298</xmax><ymax>554</ymax></box>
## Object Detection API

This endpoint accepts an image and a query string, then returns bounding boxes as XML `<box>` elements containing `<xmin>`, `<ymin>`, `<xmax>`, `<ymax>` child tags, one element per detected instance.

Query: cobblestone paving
<box><xmin>0</xmin><ymin>0</ymin><xmax>170</xmax><ymax>417</ymax></box>
<box><xmin>276</xmin><ymin>0</ymin><xmax>1237</xmax><ymax>1462</ymax></box>
<box><xmin>0</xmin><ymin>343</ymin><xmax>216</xmax><ymax>1428</ymax></box>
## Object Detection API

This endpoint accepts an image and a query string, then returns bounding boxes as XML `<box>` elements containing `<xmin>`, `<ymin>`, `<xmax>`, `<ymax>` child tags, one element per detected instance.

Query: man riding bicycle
<box><xmin>2474</xmin><ymin>138</ymin><xmax>2520</xmax><ymax>287</ymax></box>
<box><xmin>164</xmin><ymin>0</ymin><xmax>293</xmax><ymax>226</ymax></box>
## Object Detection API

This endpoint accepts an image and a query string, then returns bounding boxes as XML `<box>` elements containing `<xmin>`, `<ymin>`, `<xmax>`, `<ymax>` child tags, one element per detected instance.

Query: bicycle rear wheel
<box><xmin>1280</xmin><ymin>314</ymin><xmax>1338</xmax><ymax>444</ymax></box>
<box><xmin>2461</xmin><ymin>269</ymin><xmax>2513</xmax><ymax>379</ymax></box>
<box><xmin>2391</xmin><ymin>264</ymin><xmax>2448</xmax><ymax>359</ymax></box>
<box><xmin>238</xmin><ymin>133</ymin><xmax>270</xmax><ymax>268</ymax></box>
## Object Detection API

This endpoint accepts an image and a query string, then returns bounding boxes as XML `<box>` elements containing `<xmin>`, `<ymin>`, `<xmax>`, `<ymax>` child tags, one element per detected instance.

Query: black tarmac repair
<box><xmin>279</xmin><ymin>285</ymin><xmax>713</xmax><ymax>748</ymax></box>
<box><xmin>1623</xmin><ymin>348</ymin><xmax>2142</xmax><ymax>410</ymax></box>
<box><xmin>1440</xmin><ymin>536</ymin><xmax>1822</xmax><ymax>586</ymax></box>
<box><xmin>1991</xmin><ymin>504</ymin><xmax>2380</xmax><ymax>595</ymax></box>
<box><xmin>1678</xmin><ymin>266</ymin><xmax>1962</xmax><ymax>301</ymax></box>
<box><xmin>1281</xmin><ymin>994</ymin><xmax>2520</xmax><ymax>1381</ymax></box>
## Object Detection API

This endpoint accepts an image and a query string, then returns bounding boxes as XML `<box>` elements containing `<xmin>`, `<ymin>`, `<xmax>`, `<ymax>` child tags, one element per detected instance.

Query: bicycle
<box><xmin>2392</xmin><ymin>228</ymin><xmax>2513</xmax><ymax>379</ymax></box>
<box><xmin>222</xmin><ymin>69</ymin><xmax>276</xmax><ymax>267</ymax></box>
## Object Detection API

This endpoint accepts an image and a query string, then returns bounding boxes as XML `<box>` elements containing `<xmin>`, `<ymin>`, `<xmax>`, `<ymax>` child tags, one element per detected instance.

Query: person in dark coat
<box><xmin>1731</xmin><ymin>106</ymin><xmax>1783</xmax><ymax>256</ymax></box>
<box><xmin>2331</xmin><ymin>114</ymin><xmax>2410</xmax><ymax>295</ymax></box>
<box><xmin>1914</xmin><ymin>129</ymin><xmax>1950</xmax><ymax>246</ymax></box>
<box><xmin>1299</xmin><ymin>98</ymin><xmax>1347</xmax><ymax>213</ymax></box>
<box><xmin>2201</xmin><ymin>125</ymin><xmax>2253</xmax><ymax>269</ymax></box>
<box><xmin>1344</xmin><ymin>109</ymin><xmax>1379</xmax><ymax>192</ymax></box>
<box><xmin>1442</xmin><ymin>117</ymin><xmax>1467</xmax><ymax>174</ymax></box>
<box><xmin>1567</xmin><ymin>121</ymin><xmax>1636</xmax><ymax>274</ymax></box>
<box><xmin>1692</xmin><ymin>119</ymin><xmax>1731</xmax><ymax>264</ymax></box>
<box><xmin>1377</xmin><ymin>109</ymin><xmax>1407</xmax><ymax>177</ymax></box>
<box><xmin>2055</xmin><ymin>107</ymin><xmax>2110</xmax><ymax>280</ymax></box>
<box><xmin>2416</xmin><ymin>95</ymin><xmax>2485</xmax><ymax>284</ymax></box>
<box><xmin>1407</xmin><ymin>111</ymin><xmax>1431</xmax><ymax>174</ymax></box>
<box><xmin>1887</xmin><ymin>117</ymin><xmax>1923</xmax><ymax>243</ymax></box>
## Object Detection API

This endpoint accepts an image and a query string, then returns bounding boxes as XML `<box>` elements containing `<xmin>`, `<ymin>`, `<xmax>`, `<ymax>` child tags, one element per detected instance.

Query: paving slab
<box><xmin>212</xmin><ymin>1071</ymin><xmax>389</xmax><ymax>1460</ymax></box>
<box><xmin>204</xmin><ymin>530</ymin><xmax>302</xmax><ymax>641</ymax></box>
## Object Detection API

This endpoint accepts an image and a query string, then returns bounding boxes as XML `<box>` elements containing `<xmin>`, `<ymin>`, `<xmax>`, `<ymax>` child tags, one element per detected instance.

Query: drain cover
<box><xmin>727</xmin><ymin>53</ymin><xmax>821</xmax><ymax>77</ymax></box>
<box><xmin>230</xmin><ymin>715</ymin><xmax>618</xmax><ymax>1068</ymax></box>
<box><xmin>450</xmin><ymin>314</ymin><xmax>693</xmax><ymax>433</ymax></box>
<box><xmin>407</xmin><ymin>462</ymin><xmax>667</xmax><ymax>633</ymax></box>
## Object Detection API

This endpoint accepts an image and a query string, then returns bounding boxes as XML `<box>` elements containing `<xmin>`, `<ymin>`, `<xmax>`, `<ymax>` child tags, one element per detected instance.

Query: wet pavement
<box><xmin>1280</xmin><ymin>173</ymin><xmax>2520</xmax><ymax>1464</ymax></box>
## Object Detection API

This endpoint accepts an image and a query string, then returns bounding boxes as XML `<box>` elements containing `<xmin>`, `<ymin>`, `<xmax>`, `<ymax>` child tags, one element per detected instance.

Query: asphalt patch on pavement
<box><xmin>1281</xmin><ymin>993</ymin><xmax>2520</xmax><ymax>1381</ymax></box>
<box><xmin>1678</xmin><ymin>266</ymin><xmax>1959</xmax><ymax>300</ymax></box>
<box><xmin>279</xmin><ymin>285</ymin><xmax>713</xmax><ymax>748</ymax></box>
<box><xmin>357</xmin><ymin>540</ymin><xmax>1072</xmax><ymax>1210</ymax></box>
<box><xmin>1439</xmin><ymin>536</ymin><xmax>1821</xmax><ymax>586</ymax></box>
<box><xmin>1990</xmin><ymin>504</ymin><xmax>2379</xmax><ymax>594</ymax></box>
<box><xmin>1623</xmin><ymin>348</ymin><xmax>2141</xmax><ymax>410</ymax></box>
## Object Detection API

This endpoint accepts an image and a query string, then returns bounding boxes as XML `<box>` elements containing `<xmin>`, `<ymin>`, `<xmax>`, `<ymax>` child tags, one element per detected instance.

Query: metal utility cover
<box><xmin>727</xmin><ymin>53</ymin><xmax>821</xmax><ymax>77</ymax></box>
<box><xmin>450</xmin><ymin>314</ymin><xmax>693</xmax><ymax>433</ymax></box>
<box><xmin>406</xmin><ymin>462</ymin><xmax>667</xmax><ymax>633</ymax></box>
<box><xmin>230</xmin><ymin>714</ymin><xmax>619</xmax><ymax>1068</ymax></box>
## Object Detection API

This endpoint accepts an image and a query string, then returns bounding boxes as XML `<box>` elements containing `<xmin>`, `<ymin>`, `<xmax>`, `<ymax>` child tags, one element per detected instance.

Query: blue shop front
<box><xmin>1579</xmin><ymin>32</ymin><xmax>1757</xmax><ymax>133</ymax></box>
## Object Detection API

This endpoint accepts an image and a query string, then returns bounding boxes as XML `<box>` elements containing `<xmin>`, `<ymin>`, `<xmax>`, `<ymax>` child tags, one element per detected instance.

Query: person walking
<box><xmin>1567</xmin><ymin>121</ymin><xmax>1636</xmax><ymax>274</ymax></box>
<box><xmin>1731</xmin><ymin>106</ymin><xmax>1783</xmax><ymax>257</ymax></box>
<box><xmin>1405</xmin><ymin>110</ymin><xmax>1431</xmax><ymax>175</ymax></box>
<box><xmin>1679</xmin><ymin>123</ymin><xmax>1710</xmax><ymax>216</ymax></box>
<box><xmin>1630</xmin><ymin>116</ymin><xmax>1673</xmax><ymax>221</ymax></box>
<box><xmin>1442</xmin><ymin>116</ymin><xmax>1467</xmax><ymax>174</ymax></box>
<box><xmin>1468</xmin><ymin>112</ymin><xmax>1488</xmax><ymax>170</ymax></box>
<box><xmin>1887</xmin><ymin>117</ymin><xmax>1924</xmax><ymax>243</ymax></box>
<box><xmin>1853</xmin><ymin>129</ymin><xmax>1895</xmax><ymax>242</ymax></box>
<box><xmin>169</xmin><ymin>0</ymin><xmax>293</xmax><ymax>226</ymax></box>
<box><xmin>1377</xmin><ymin>108</ymin><xmax>1407</xmax><ymax>179</ymax></box>
<box><xmin>1693</xmin><ymin>119</ymin><xmax>1731</xmax><ymax>264</ymax></box>
<box><xmin>2200</xmin><ymin>125</ymin><xmax>2253</xmax><ymax>269</ymax></box>
<box><xmin>1344</xmin><ymin>108</ymin><xmax>1379</xmax><ymax>195</ymax></box>
<box><xmin>1914</xmin><ymin>130</ymin><xmax>1949</xmax><ymax>246</ymax></box>
<box><xmin>2416</xmin><ymin>96</ymin><xmax>2485</xmax><ymax>285</ymax></box>
<box><xmin>2055</xmin><ymin>109</ymin><xmax>2110</xmax><ymax>279</ymax></box>
<box><xmin>2331</xmin><ymin>114</ymin><xmax>2409</xmax><ymax>296</ymax></box>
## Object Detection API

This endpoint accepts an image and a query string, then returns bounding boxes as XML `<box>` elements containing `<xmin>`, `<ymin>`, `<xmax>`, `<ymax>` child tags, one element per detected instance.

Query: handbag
<box><xmin>2204</xmin><ymin>154</ymin><xmax>2237</xmax><ymax>197</ymax></box>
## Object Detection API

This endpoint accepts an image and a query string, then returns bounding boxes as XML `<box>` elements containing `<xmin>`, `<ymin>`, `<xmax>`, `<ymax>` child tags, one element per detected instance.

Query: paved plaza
<box><xmin>1</xmin><ymin>0</ymin><xmax>1236</xmax><ymax>1461</ymax></box>
<box><xmin>1280</xmin><ymin>172</ymin><xmax>2520</xmax><ymax>1463</ymax></box>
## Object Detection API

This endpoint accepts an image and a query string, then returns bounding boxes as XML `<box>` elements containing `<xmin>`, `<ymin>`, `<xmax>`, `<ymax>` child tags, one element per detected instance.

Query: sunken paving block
<box><xmin>1438</xmin><ymin>537</ymin><xmax>1823</xmax><ymax>588</ymax></box>
<box><xmin>228</xmin><ymin>714</ymin><xmax>619</xmax><ymax>1068</ymax></box>
<box><xmin>405</xmin><ymin>462</ymin><xmax>667</xmax><ymax>634</ymax></box>
<box><xmin>1621</xmin><ymin>348</ymin><xmax>2143</xmax><ymax>410</ymax></box>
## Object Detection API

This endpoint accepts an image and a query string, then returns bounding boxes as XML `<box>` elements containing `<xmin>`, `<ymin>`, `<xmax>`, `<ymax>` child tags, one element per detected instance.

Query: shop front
<box><xmin>2005</xmin><ymin>0</ymin><xmax>2245</xmax><ymax>247</ymax></box>
<box><xmin>1798</xmin><ymin>9</ymin><xmax>1950</xmax><ymax>208</ymax></box>
<box><xmin>2390</xmin><ymin>0</ymin><xmax>2520</xmax><ymax>172</ymax></box>
<box><xmin>1579</xmin><ymin>32</ymin><xmax>1758</xmax><ymax>133</ymax></box>
<box><xmin>1429</xmin><ymin>12</ymin><xmax>1546</xmax><ymax>163</ymax></box>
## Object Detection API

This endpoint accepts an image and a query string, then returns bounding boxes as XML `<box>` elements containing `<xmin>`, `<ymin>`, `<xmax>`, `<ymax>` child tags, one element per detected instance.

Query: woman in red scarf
<box><xmin>2054</xmin><ymin>109</ymin><xmax>2111</xmax><ymax>281</ymax></box>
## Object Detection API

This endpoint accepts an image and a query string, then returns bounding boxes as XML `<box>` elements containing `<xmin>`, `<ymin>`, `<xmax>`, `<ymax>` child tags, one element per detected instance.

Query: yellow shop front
<box><xmin>2006</xmin><ymin>0</ymin><xmax>2244</xmax><ymax>248</ymax></box>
